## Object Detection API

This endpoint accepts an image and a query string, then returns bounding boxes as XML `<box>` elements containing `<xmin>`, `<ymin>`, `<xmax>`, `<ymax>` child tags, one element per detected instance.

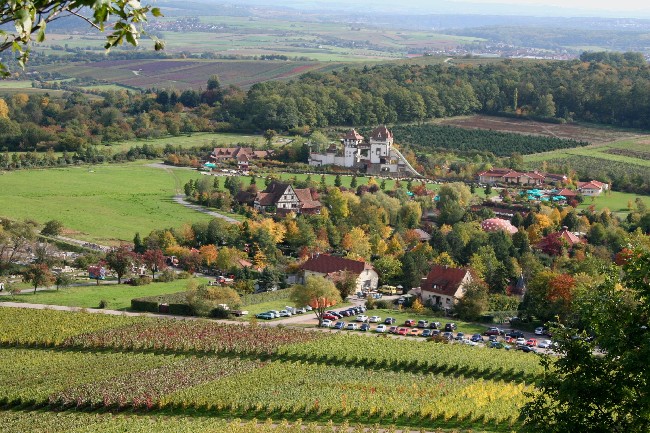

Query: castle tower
<box><xmin>369</xmin><ymin>125</ymin><xmax>393</xmax><ymax>164</ymax></box>
<box><xmin>341</xmin><ymin>129</ymin><xmax>364</xmax><ymax>167</ymax></box>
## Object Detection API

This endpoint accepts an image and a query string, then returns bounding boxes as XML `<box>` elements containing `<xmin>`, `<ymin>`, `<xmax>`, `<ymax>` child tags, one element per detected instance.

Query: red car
<box><xmin>526</xmin><ymin>338</ymin><xmax>538</xmax><ymax>347</ymax></box>
<box><xmin>397</xmin><ymin>327</ymin><xmax>409</xmax><ymax>336</ymax></box>
<box><xmin>322</xmin><ymin>313</ymin><xmax>337</xmax><ymax>321</ymax></box>
<box><xmin>404</xmin><ymin>319</ymin><xmax>416</xmax><ymax>327</ymax></box>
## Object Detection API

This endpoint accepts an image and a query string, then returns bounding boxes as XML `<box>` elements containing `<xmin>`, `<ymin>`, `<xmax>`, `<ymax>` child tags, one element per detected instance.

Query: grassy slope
<box><xmin>524</xmin><ymin>137</ymin><xmax>650</xmax><ymax>167</ymax></box>
<box><xmin>108</xmin><ymin>131</ymin><xmax>263</xmax><ymax>152</ymax></box>
<box><xmin>0</xmin><ymin>163</ymin><xmax>215</xmax><ymax>244</ymax></box>
<box><xmin>1</xmin><ymin>278</ymin><xmax>206</xmax><ymax>310</ymax></box>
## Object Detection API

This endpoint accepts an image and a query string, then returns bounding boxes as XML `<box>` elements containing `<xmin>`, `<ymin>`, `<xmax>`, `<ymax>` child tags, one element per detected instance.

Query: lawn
<box><xmin>0</xmin><ymin>163</ymin><xmax>217</xmax><ymax>244</ymax></box>
<box><xmin>0</xmin><ymin>278</ymin><xmax>205</xmax><ymax>310</ymax></box>
<box><xmin>108</xmin><ymin>132</ymin><xmax>263</xmax><ymax>153</ymax></box>
<box><xmin>577</xmin><ymin>191</ymin><xmax>650</xmax><ymax>214</ymax></box>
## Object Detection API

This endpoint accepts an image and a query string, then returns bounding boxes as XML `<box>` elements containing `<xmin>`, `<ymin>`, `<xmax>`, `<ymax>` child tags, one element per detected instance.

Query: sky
<box><xmin>463</xmin><ymin>0</ymin><xmax>650</xmax><ymax>15</ymax></box>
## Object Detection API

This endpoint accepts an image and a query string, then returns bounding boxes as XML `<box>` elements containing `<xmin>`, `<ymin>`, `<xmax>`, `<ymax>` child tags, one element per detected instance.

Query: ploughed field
<box><xmin>0</xmin><ymin>307</ymin><xmax>543</xmax><ymax>432</ymax></box>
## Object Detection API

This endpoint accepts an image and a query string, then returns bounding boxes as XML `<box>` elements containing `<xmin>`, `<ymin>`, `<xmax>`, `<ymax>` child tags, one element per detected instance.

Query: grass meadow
<box><xmin>0</xmin><ymin>164</ymin><xmax>216</xmax><ymax>244</ymax></box>
<box><xmin>1</xmin><ymin>278</ymin><xmax>206</xmax><ymax>311</ymax></box>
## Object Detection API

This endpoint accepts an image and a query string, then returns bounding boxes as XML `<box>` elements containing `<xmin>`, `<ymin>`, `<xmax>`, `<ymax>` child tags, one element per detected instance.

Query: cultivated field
<box><xmin>0</xmin><ymin>308</ymin><xmax>539</xmax><ymax>432</ymax></box>
<box><xmin>0</xmin><ymin>164</ymin><xmax>216</xmax><ymax>244</ymax></box>
<box><xmin>440</xmin><ymin>115</ymin><xmax>643</xmax><ymax>144</ymax></box>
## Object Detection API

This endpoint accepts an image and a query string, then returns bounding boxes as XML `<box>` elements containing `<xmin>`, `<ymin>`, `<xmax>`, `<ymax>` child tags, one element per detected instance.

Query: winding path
<box><xmin>172</xmin><ymin>195</ymin><xmax>240</xmax><ymax>224</ymax></box>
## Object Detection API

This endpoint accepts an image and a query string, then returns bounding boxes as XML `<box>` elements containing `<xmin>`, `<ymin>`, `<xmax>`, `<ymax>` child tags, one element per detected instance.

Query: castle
<box><xmin>308</xmin><ymin>126</ymin><xmax>420</xmax><ymax>177</ymax></box>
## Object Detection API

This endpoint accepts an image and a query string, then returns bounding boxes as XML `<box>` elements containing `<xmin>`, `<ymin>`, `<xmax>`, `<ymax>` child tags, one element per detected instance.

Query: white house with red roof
<box><xmin>210</xmin><ymin>146</ymin><xmax>272</xmax><ymax>167</ymax></box>
<box><xmin>412</xmin><ymin>265</ymin><xmax>473</xmax><ymax>308</ymax></box>
<box><xmin>300</xmin><ymin>254</ymin><xmax>378</xmax><ymax>291</ymax></box>
<box><xmin>577</xmin><ymin>180</ymin><xmax>608</xmax><ymax>196</ymax></box>
<box><xmin>478</xmin><ymin>168</ymin><xmax>562</xmax><ymax>186</ymax></box>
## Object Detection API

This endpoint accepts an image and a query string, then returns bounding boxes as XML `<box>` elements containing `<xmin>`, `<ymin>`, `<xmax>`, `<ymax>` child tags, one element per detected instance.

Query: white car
<box><xmin>355</xmin><ymin>315</ymin><xmax>369</xmax><ymax>322</ymax></box>
<box><xmin>538</xmin><ymin>339</ymin><xmax>553</xmax><ymax>348</ymax></box>
<box><xmin>346</xmin><ymin>323</ymin><xmax>358</xmax><ymax>330</ymax></box>
<box><xmin>278</xmin><ymin>310</ymin><xmax>292</xmax><ymax>317</ymax></box>
<box><xmin>369</xmin><ymin>316</ymin><xmax>382</xmax><ymax>323</ymax></box>
<box><xmin>375</xmin><ymin>324</ymin><xmax>387</xmax><ymax>333</ymax></box>
<box><xmin>535</xmin><ymin>327</ymin><xmax>546</xmax><ymax>335</ymax></box>
<box><xmin>515</xmin><ymin>337</ymin><xmax>527</xmax><ymax>346</ymax></box>
<box><xmin>320</xmin><ymin>319</ymin><xmax>333</xmax><ymax>328</ymax></box>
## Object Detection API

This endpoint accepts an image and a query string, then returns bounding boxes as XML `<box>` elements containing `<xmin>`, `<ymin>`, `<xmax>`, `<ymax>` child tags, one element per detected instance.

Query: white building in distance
<box><xmin>308</xmin><ymin>126</ymin><xmax>420</xmax><ymax>177</ymax></box>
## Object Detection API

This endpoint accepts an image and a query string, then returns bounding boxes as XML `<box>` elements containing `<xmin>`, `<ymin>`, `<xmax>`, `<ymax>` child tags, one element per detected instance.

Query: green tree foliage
<box><xmin>104</xmin><ymin>245</ymin><xmax>135</xmax><ymax>284</ymax></box>
<box><xmin>290</xmin><ymin>275</ymin><xmax>341</xmax><ymax>325</ymax></box>
<box><xmin>23</xmin><ymin>263</ymin><xmax>54</xmax><ymax>293</ymax></box>
<box><xmin>0</xmin><ymin>1</ymin><xmax>163</xmax><ymax>75</ymax></box>
<box><xmin>186</xmin><ymin>280</ymin><xmax>242</xmax><ymax>317</ymax></box>
<box><xmin>453</xmin><ymin>281</ymin><xmax>489</xmax><ymax>320</ymax></box>
<box><xmin>522</xmin><ymin>250</ymin><xmax>650</xmax><ymax>433</ymax></box>
<box><xmin>40</xmin><ymin>220</ymin><xmax>63</xmax><ymax>237</ymax></box>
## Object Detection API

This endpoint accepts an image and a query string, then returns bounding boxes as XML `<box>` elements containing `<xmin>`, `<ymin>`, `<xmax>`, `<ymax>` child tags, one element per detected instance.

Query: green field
<box><xmin>0</xmin><ymin>164</ymin><xmax>218</xmax><ymax>244</ymax></box>
<box><xmin>576</xmin><ymin>191</ymin><xmax>650</xmax><ymax>214</ymax></box>
<box><xmin>524</xmin><ymin>137</ymin><xmax>650</xmax><ymax>167</ymax></box>
<box><xmin>1</xmin><ymin>278</ymin><xmax>205</xmax><ymax>310</ymax></box>
<box><xmin>109</xmin><ymin>131</ymin><xmax>263</xmax><ymax>153</ymax></box>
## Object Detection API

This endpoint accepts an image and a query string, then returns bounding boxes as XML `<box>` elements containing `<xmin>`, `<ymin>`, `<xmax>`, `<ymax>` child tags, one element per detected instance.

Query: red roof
<box><xmin>525</xmin><ymin>171</ymin><xmax>546</xmax><ymax>180</ymax></box>
<box><xmin>557</xmin><ymin>188</ymin><xmax>578</xmax><ymax>197</ymax></box>
<box><xmin>301</xmin><ymin>254</ymin><xmax>370</xmax><ymax>276</ymax></box>
<box><xmin>478</xmin><ymin>168</ymin><xmax>516</xmax><ymax>177</ymax></box>
<box><xmin>421</xmin><ymin>265</ymin><xmax>470</xmax><ymax>297</ymax></box>
<box><xmin>343</xmin><ymin>129</ymin><xmax>364</xmax><ymax>141</ymax></box>
<box><xmin>578</xmin><ymin>181</ymin><xmax>606</xmax><ymax>190</ymax></box>
<box><xmin>369</xmin><ymin>125</ymin><xmax>393</xmax><ymax>141</ymax></box>
<box><xmin>503</xmin><ymin>171</ymin><xmax>523</xmax><ymax>178</ymax></box>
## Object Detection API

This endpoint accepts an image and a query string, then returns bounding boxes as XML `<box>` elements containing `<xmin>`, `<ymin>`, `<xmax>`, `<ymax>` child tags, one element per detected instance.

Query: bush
<box><xmin>157</xmin><ymin>268</ymin><xmax>176</xmax><ymax>283</ymax></box>
<box><xmin>209</xmin><ymin>307</ymin><xmax>230</xmax><ymax>319</ymax></box>
<box><xmin>130</xmin><ymin>276</ymin><xmax>152</xmax><ymax>286</ymax></box>
<box><xmin>168</xmin><ymin>303</ymin><xmax>194</xmax><ymax>316</ymax></box>
<box><xmin>98</xmin><ymin>299</ymin><xmax>108</xmax><ymax>309</ymax></box>
<box><xmin>374</xmin><ymin>300</ymin><xmax>391</xmax><ymax>309</ymax></box>
<box><xmin>130</xmin><ymin>298</ymin><xmax>160</xmax><ymax>313</ymax></box>
<box><xmin>177</xmin><ymin>271</ymin><xmax>192</xmax><ymax>279</ymax></box>
<box><xmin>240</xmin><ymin>288</ymin><xmax>291</xmax><ymax>306</ymax></box>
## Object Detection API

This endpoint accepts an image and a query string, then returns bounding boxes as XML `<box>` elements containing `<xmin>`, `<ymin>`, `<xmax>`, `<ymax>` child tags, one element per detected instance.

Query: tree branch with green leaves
<box><xmin>0</xmin><ymin>0</ymin><xmax>164</xmax><ymax>76</ymax></box>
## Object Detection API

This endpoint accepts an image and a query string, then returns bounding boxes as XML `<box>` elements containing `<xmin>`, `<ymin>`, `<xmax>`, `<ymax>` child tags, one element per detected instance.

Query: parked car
<box><xmin>356</xmin><ymin>315</ymin><xmax>369</xmax><ymax>322</ymax></box>
<box><xmin>538</xmin><ymin>339</ymin><xmax>553</xmax><ymax>348</ymax></box>
<box><xmin>421</xmin><ymin>329</ymin><xmax>433</xmax><ymax>337</ymax></box>
<box><xmin>346</xmin><ymin>323</ymin><xmax>358</xmax><ymax>331</ymax></box>
<box><xmin>515</xmin><ymin>337</ymin><xmax>527</xmax><ymax>346</ymax></box>
<box><xmin>517</xmin><ymin>345</ymin><xmax>536</xmax><ymax>353</ymax></box>
<box><xmin>320</xmin><ymin>319</ymin><xmax>333</xmax><ymax>328</ymax></box>
<box><xmin>409</xmin><ymin>328</ymin><xmax>420</xmax><ymax>336</ymax></box>
<box><xmin>488</xmin><ymin>335</ymin><xmax>499</xmax><ymax>342</ymax></box>
<box><xmin>484</xmin><ymin>327</ymin><xmax>502</xmax><ymax>336</ymax></box>
<box><xmin>268</xmin><ymin>310</ymin><xmax>280</xmax><ymax>317</ymax></box>
<box><xmin>375</xmin><ymin>324</ymin><xmax>387</xmax><ymax>333</ymax></box>
<box><xmin>444</xmin><ymin>323</ymin><xmax>457</xmax><ymax>332</ymax></box>
<box><xmin>471</xmin><ymin>334</ymin><xmax>484</xmax><ymax>342</ymax></box>
<box><xmin>442</xmin><ymin>332</ymin><xmax>454</xmax><ymax>340</ymax></box>
<box><xmin>526</xmin><ymin>338</ymin><xmax>538</xmax><ymax>347</ymax></box>
<box><xmin>489</xmin><ymin>341</ymin><xmax>505</xmax><ymax>349</ymax></box>
<box><xmin>384</xmin><ymin>317</ymin><xmax>396</xmax><ymax>325</ymax></box>
<box><xmin>535</xmin><ymin>327</ymin><xmax>550</xmax><ymax>336</ymax></box>
<box><xmin>388</xmin><ymin>326</ymin><xmax>399</xmax><ymax>334</ymax></box>
<box><xmin>322</xmin><ymin>313</ymin><xmax>337</xmax><ymax>321</ymax></box>
<box><xmin>397</xmin><ymin>327</ymin><xmax>409</xmax><ymax>336</ymax></box>
<box><xmin>369</xmin><ymin>316</ymin><xmax>382</xmax><ymax>323</ymax></box>
<box><xmin>334</xmin><ymin>321</ymin><xmax>346</xmax><ymax>330</ymax></box>
<box><xmin>256</xmin><ymin>312</ymin><xmax>274</xmax><ymax>320</ymax></box>
<box><xmin>278</xmin><ymin>310</ymin><xmax>292</xmax><ymax>317</ymax></box>
<box><xmin>339</xmin><ymin>310</ymin><xmax>351</xmax><ymax>317</ymax></box>
<box><xmin>417</xmin><ymin>320</ymin><xmax>429</xmax><ymax>328</ymax></box>
<box><xmin>454</xmin><ymin>332</ymin><xmax>465</xmax><ymax>341</ymax></box>
<box><xmin>294</xmin><ymin>307</ymin><xmax>306</xmax><ymax>314</ymax></box>
<box><xmin>429</xmin><ymin>321</ymin><xmax>442</xmax><ymax>329</ymax></box>
<box><xmin>360</xmin><ymin>323</ymin><xmax>371</xmax><ymax>332</ymax></box>
<box><xmin>431</xmin><ymin>330</ymin><xmax>441</xmax><ymax>336</ymax></box>
<box><xmin>404</xmin><ymin>319</ymin><xmax>416</xmax><ymax>327</ymax></box>
<box><xmin>505</xmin><ymin>330</ymin><xmax>525</xmax><ymax>339</ymax></box>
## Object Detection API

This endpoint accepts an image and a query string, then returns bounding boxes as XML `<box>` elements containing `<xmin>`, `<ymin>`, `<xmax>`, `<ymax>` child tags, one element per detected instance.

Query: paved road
<box><xmin>172</xmin><ymin>194</ymin><xmax>240</xmax><ymax>224</ymax></box>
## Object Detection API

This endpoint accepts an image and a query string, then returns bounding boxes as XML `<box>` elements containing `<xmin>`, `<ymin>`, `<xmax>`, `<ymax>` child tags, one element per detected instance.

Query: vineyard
<box><xmin>0</xmin><ymin>308</ymin><xmax>543</xmax><ymax>431</ymax></box>
<box><xmin>389</xmin><ymin>124</ymin><xmax>589</xmax><ymax>156</ymax></box>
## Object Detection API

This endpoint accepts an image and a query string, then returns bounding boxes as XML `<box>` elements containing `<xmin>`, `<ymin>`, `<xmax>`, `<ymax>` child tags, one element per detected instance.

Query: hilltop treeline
<box><xmin>1</xmin><ymin>52</ymin><xmax>650</xmax><ymax>155</ymax></box>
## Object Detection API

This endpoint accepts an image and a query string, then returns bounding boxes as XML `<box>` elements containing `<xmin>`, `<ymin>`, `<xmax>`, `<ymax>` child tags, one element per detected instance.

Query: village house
<box><xmin>536</xmin><ymin>226</ymin><xmax>585</xmax><ymax>255</ymax></box>
<box><xmin>253</xmin><ymin>181</ymin><xmax>321</xmax><ymax>216</ymax></box>
<box><xmin>577</xmin><ymin>180</ymin><xmax>609</xmax><ymax>196</ymax></box>
<box><xmin>308</xmin><ymin>126</ymin><xmax>420</xmax><ymax>176</ymax></box>
<box><xmin>478</xmin><ymin>168</ymin><xmax>564</xmax><ymax>186</ymax></box>
<box><xmin>412</xmin><ymin>265</ymin><xmax>473</xmax><ymax>309</ymax></box>
<box><xmin>209</xmin><ymin>146</ymin><xmax>273</xmax><ymax>169</ymax></box>
<box><xmin>299</xmin><ymin>254</ymin><xmax>379</xmax><ymax>292</ymax></box>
